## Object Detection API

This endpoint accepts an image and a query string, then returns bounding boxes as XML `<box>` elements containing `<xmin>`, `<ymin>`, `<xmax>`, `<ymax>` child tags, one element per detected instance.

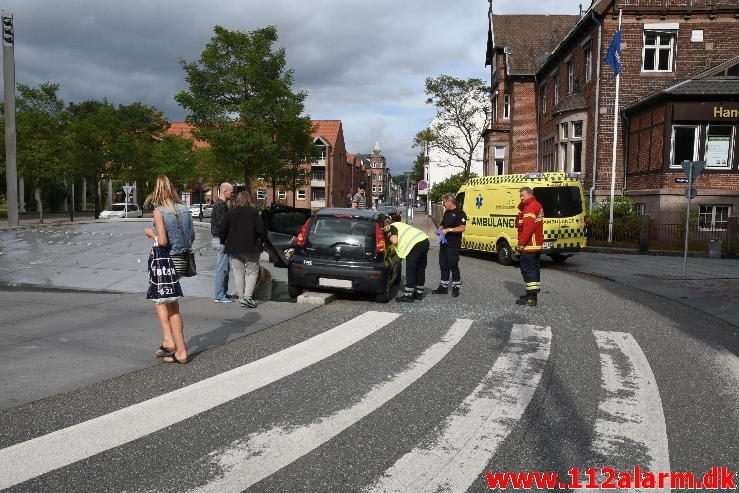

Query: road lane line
<box><xmin>0</xmin><ymin>310</ymin><xmax>400</xmax><ymax>490</ymax></box>
<box><xmin>365</xmin><ymin>323</ymin><xmax>552</xmax><ymax>493</ymax></box>
<box><xmin>189</xmin><ymin>318</ymin><xmax>474</xmax><ymax>493</ymax></box>
<box><xmin>592</xmin><ymin>331</ymin><xmax>670</xmax><ymax>492</ymax></box>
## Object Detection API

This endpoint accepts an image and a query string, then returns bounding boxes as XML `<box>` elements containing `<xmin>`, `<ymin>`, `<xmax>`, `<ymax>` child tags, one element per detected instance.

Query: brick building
<box><xmin>486</xmin><ymin>0</ymin><xmax>739</xmax><ymax>222</ymax></box>
<box><xmin>484</xmin><ymin>15</ymin><xmax>578</xmax><ymax>176</ymax></box>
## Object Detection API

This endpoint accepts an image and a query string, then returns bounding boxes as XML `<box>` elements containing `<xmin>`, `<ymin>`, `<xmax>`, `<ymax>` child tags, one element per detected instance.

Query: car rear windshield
<box><xmin>306</xmin><ymin>217</ymin><xmax>375</xmax><ymax>257</ymax></box>
<box><xmin>533</xmin><ymin>186</ymin><xmax>582</xmax><ymax>218</ymax></box>
<box><xmin>109</xmin><ymin>205</ymin><xmax>126</xmax><ymax>211</ymax></box>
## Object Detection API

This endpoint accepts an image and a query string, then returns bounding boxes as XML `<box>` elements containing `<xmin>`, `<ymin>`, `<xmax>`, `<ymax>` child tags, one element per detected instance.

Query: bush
<box><xmin>590</xmin><ymin>195</ymin><xmax>637</xmax><ymax>222</ymax></box>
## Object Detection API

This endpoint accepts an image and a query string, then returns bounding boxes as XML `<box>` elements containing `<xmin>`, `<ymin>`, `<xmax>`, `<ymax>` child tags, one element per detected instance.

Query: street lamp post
<box><xmin>2</xmin><ymin>10</ymin><xmax>18</xmax><ymax>227</ymax></box>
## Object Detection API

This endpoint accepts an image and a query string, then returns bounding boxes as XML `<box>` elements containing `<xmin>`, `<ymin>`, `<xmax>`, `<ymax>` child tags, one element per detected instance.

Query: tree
<box><xmin>150</xmin><ymin>134</ymin><xmax>198</xmax><ymax>185</ymax></box>
<box><xmin>413</xmin><ymin>75</ymin><xmax>490</xmax><ymax>175</ymax></box>
<box><xmin>411</xmin><ymin>152</ymin><xmax>426</xmax><ymax>184</ymax></box>
<box><xmin>16</xmin><ymin>83</ymin><xmax>68</xmax><ymax>223</ymax></box>
<box><xmin>428</xmin><ymin>171</ymin><xmax>476</xmax><ymax>203</ymax></box>
<box><xmin>176</xmin><ymin>25</ymin><xmax>314</xmax><ymax>193</ymax></box>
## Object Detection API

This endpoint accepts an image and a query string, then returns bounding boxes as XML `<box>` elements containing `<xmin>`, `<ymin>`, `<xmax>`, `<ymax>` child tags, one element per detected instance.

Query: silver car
<box><xmin>100</xmin><ymin>203</ymin><xmax>143</xmax><ymax>219</ymax></box>
<box><xmin>189</xmin><ymin>203</ymin><xmax>213</xmax><ymax>219</ymax></box>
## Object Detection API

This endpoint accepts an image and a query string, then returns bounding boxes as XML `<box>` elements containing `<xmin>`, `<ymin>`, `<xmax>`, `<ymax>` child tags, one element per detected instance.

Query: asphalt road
<box><xmin>0</xmin><ymin>222</ymin><xmax>737</xmax><ymax>492</ymax></box>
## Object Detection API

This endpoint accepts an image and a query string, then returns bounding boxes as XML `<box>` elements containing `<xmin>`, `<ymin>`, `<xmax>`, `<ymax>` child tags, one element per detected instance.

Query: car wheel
<box><xmin>550</xmin><ymin>253</ymin><xmax>568</xmax><ymax>263</ymax></box>
<box><xmin>497</xmin><ymin>240</ymin><xmax>514</xmax><ymax>266</ymax></box>
<box><xmin>375</xmin><ymin>279</ymin><xmax>390</xmax><ymax>303</ymax></box>
<box><xmin>288</xmin><ymin>284</ymin><xmax>303</xmax><ymax>298</ymax></box>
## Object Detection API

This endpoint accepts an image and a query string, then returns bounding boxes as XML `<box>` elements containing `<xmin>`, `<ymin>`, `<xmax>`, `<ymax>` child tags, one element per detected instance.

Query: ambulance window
<box><xmin>456</xmin><ymin>192</ymin><xmax>465</xmax><ymax>212</ymax></box>
<box><xmin>533</xmin><ymin>187</ymin><xmax>582</xmax><ymax>218</ymax></box>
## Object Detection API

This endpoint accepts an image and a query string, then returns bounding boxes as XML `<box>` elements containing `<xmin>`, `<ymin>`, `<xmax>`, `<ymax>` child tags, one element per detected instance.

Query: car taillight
<box><xmin>296</xmin><ymin>219</ymin><xmax>311</xmax><ymax>248</ymax></box>
<box><xmin>375</xmin><ymin>223</ymin><xmax>386</xmax><ymax>254</ymax></box>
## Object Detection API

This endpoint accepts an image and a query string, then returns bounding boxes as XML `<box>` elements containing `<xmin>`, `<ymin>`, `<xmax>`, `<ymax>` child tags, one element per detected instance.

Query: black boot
<box><xmin>451</xmin><ymin>287</ymin><xmax>460</xmax><ymax>297</ymax></box>
<box><xmin>413</xmin><ymin>290</ymin><xmax>424</xmax><ymax>300</ymax></box>
<box><xmin>515</xmin><ymin>295</ymin><xmax>537</xmax><ymax>306</ymax></box>
<box><xmin>432</xmin><ymin>285</ymin><xmax>448</xmax><ymax>294</ymax></box>
<box><xmin>395</xmin><ymin>293</ymin><xmax>415</xmax><ymax>303</ymax></box>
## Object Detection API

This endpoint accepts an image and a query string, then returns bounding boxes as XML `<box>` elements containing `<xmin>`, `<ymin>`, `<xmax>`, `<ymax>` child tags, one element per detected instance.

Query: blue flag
<box><xmin>605</xmin><ymin>30</ymin><xmax>622</xmax><ymax>76</ymax></box>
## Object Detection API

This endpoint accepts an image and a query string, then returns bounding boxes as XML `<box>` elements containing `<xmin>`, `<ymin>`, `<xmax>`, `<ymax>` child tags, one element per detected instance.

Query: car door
<box><xmin>261</xmin><ymin>205</ymin><xmax>312</xmax><ymax>267</ymax></box>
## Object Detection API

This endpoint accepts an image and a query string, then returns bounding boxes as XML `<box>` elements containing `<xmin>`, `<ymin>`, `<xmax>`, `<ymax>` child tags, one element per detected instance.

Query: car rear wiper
<box><xmin>328</xmin><ymin>241</ymin><xmax>358</xmax><ymax>248</ymax></box>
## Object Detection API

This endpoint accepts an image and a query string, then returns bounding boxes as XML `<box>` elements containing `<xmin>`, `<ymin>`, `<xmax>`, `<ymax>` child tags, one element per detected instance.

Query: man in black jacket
<box><xmin>211</xmin><ymin>182</ymin><xmax>233</xmax><ymax>303</ymax></box>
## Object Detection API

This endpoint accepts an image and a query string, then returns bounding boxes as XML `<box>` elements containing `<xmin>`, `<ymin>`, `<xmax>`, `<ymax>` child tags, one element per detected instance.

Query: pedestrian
<box><xmin>144</xmin><ymin>175</ymin><xmax>194</xmax><ymax>364</ymax></box>
<box><xmin>515</xmin><ymin>186</ymin><xmax>544</xmax><ymax>307</ymax></box>
<box><xmin>219</xmin><ymin>191</ymin><xmax>266</xmax><ymax>308</ymax></box>
<box><xmin>432</xmin><ymin>193</ymin><xmax>467</xmax><ymax>298</ymax></box>
<box><xmin>352</xmin><ymin>182</ymin><xmax>368</xmax><ymax>209</ymax></box>
<box><xmin>384</xmin><ymin>218</ymin><xmax>430</xmax><ymax>303</ymax></box>
<box><xmin>211</xmin><ymin>182</ymin><xmax>234</xmax><ymax>303</ymax></box>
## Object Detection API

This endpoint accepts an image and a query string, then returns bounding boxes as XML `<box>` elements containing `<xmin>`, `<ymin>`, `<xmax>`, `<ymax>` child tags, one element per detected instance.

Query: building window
<box><xmin>311</xmin><ymin>188</ymin><xmax>325</xmax><ymax>201</ymax></box>
<box><xmin>542</xmin><ymin>137</ymin><xmax>556</xmax><ymax>171</ymax></box>
<box><xmin>297</xmin><ymin>190</ymin><xmax>306</xmax><ymax>200</ymax></box>
<box><xmin>671</xmin><ymin>125</ymin><xmax>699</xmax><ymax>168</ymax></box>
<box><xmin>633</xmin><ymin>203</ymin><xmax>647</xmax><ymax>217</ymax></box>
<box><xmin>492</xmin><ymin>90</ymin><xmax>498</xmax><ymax>123</ymax></box>
<box><xmin>559</xmin><ymin>120</ymin><xmax>584</xmax><ymax>173</ymax></box>
<box><xmin>561</xmin><ymin>123</ymin><xmax>569</xmax><ymax>140</ymax></box>
<box><xmin>699</xmin><ymin>205</ymin><xmax>731</xmax><ymax>231</ymax></box>
<box><xmin>277</xmin><ymin>190</ymin><xmax>287</xmax><ymax>200</ymax></box>
<box><xmin>705</xmin><ymin>125</ymin><xmax>734</xmax><ymax>169</ymax></box>
<box><xmin>494</xmin><ymin>146</ymin><xmax>505</xmax><ymax>175</ymax></box>
<box><xmin>503</xmin><ymin>93</ymin><xmax>510</xmax><ymax>119</ymax></box>
<box><xmin>554</xmin><ymin>72</ymin><xmax>560</xmax><ymax>106</ymax></box>
<box><xmin>642</xmin><ymin>31</ymin><xmax>675</xmax><ymax>72</ymax></box>
<box><xmin>540</xmin><ymin>83</ymin><xmax>547</xmax><ymax>115</ymax></box>
<box><xmin>573</xmin><ymin>121</ymin><xmax>583</xmax><ymax>138</ymax></box>
<box><xmin>567</xmin><ymin>61</ymin><xmax>574</xmax><ymax>94</ymax></box>
<box><xmin>256</xmin><ymin>189</ymin><xmax>267</xmax><ymax>200</ymax></box>
<box><xmin>378</xmin><ymin>186</ymin><xmax>383</xmax><ymax>193</ymax></box>
<box><xmin>312</xmin><ymin>168</ymin><xmax>325</xmax><ymax>181</ymax></box>
<box><xmin>372</xmin><ymin>185</ymin><xmax>377</xmax><ymax>193</ymax></box>
<box><xmin>584</xmin><ymin>44</ymin><xmax>593</xmax><ymax>83</ymax></box>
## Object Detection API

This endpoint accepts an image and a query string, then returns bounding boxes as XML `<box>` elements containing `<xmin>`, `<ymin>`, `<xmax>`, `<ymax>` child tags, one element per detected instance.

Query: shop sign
<box><xmin>705</xmin><ymin>135</ymin><xmax>732</xmax><ymax>167</ymax></box>
<box><xmin>672</xmin><ymin>102</ymin><xmax>739</xmax><ymax>121</ymax></box>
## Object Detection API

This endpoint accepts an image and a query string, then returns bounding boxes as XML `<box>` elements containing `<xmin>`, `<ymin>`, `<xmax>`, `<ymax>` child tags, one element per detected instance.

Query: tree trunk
<box><xmin>292</xmin><ymin>175</ymin><xmax>296</xmax><ymax>207</ymax></box>
<box><xmin>271</xmin><ymin>177</ymin><xmax>276</xmax><ymax>205</ymax></box>
<box><xmin>93</xmin><ymin>176</ymin><xmax>101</xmax><ymax>219</ymax></box>
<box><xmin>36</xmin><ymin>186</ymin><xmax>44</xmax><ymax>224</ymax></box>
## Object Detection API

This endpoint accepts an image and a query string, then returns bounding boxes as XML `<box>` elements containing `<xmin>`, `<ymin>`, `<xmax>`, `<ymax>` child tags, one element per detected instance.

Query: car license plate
<box><xmin>318</xmin><ymin>278</ymin><xmax>352</xmax><ymax>289</ymax></box>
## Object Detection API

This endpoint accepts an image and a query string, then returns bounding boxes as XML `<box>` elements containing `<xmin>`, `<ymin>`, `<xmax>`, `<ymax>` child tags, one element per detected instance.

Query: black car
<box><xmin>261</xmin><ymin>204</ymin><xmax>313</xmax><ymax>267</ymax></box>
<box><xmin>377</xmin><ymin>205</ymin><xmax>402</xmax><ymax>222</ymax></box>
<box><xmin>284</xmin><ymin>208</ymin><xmax>402</xmax><ymax>302</ymax></box>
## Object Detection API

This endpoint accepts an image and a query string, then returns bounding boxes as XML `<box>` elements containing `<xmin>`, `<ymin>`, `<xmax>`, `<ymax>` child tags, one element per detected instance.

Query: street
<box><xmin>0</xmin><ymin>219</ymin><xmax>737</xmax><ymax>492</ymax></box>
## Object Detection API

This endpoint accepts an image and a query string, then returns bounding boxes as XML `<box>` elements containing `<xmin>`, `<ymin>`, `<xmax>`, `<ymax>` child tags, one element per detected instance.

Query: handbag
<box><xmin>174</xmin><ymin>210</ymin><xmax>197</xmax><ymax>277</ymax></box>
<box><xmin>146</xmin><ymin>243</ymin><xmax>184</xmax><ymax>303</ymax></box>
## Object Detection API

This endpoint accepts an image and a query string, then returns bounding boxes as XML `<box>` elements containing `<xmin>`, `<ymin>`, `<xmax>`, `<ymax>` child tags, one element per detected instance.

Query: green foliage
<box><xmin>411</xmin><ymin>152</ymin><xmax>426</xmax><ymax>184</ymax></box>
<box><xmin>413</xmin><ymin>75</ymin><xmax>489</xmax><ymax>175</ymax></box>
<box><xmin>150</xmin><ymin>134</ymin><xmax>198</xmax><ymax>184</ymax></box>
<box><xmin>590</xmin><ymin>195</ymin><xmax>638</xmax><ymax>222</ymax></box>
<box><xmin>428</xmin><ymin>171</ymin><xmax>476</xmax><ymax>203</ymax></box>
<box><xmin>175</xmin><ymin>25</ymin><xmax>313</xmax><ymax>189</ymax></box>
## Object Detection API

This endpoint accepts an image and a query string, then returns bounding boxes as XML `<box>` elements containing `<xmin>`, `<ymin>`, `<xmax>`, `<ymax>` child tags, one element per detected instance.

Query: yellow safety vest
<box><xmin>393</xmin><ymin>222</ymin><xmax>429</xmax><ymax>259</ymax></box>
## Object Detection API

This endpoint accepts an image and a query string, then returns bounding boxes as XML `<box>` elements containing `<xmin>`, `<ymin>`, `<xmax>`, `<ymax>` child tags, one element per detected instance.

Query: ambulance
<box><xmin>456</xmin><ymin>172</ymin><xmax>587</xmax><ymax>265</ymax></box>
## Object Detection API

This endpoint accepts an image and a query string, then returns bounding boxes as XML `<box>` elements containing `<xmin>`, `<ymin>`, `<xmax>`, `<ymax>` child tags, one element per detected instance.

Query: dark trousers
<box><xmin>519</xmin><ymin>252</ymin><xmax>541</xmax><ymax>296</ymax></box>
<box><xmin>404</xmin><ymin>239</ymin><xmax>429</xmax><ymax>294</ymax></box>
<box><xmin>439</xmin><ymin>245</ymin><xmax>461</xmax><ymax>287</ymax></box>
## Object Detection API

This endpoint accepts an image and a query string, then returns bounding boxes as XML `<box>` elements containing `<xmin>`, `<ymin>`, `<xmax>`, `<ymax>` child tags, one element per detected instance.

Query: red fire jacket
<box><xmin>516</xmin><ymin>196</ymin><xmax>544</xmax><ymax>252</ymax></box>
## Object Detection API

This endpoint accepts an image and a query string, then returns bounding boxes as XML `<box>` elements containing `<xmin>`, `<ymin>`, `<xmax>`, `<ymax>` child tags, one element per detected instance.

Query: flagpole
<box><xmin>607</xmin><ymin>9</ymin><xmax>622</xmax><ymax>244</ymax></box>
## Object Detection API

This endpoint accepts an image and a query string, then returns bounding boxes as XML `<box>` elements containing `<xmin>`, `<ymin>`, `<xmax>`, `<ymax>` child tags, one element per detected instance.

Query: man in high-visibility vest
<box><xmin>515</xmin><ymin>186</ymin><xmax>544</xmax><ymax>307</ymax></box>
<box><xmin>384</xmin><ymin>218</ymin><xmax>430</xmax><ymax>303</ymax></box>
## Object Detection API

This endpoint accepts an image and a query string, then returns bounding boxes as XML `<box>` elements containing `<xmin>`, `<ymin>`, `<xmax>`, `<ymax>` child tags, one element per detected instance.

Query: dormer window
<box><xmin>642</xmin><ymin>30</ymin><xmax>676</xmax><ymax>72</ymax></box>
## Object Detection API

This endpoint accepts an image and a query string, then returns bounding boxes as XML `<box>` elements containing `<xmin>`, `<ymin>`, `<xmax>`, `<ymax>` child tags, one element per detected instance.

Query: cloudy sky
<box><xmin>1</xmin><ymin>0</ymin><xmax>584</xmax><ymax>174</ymax></box>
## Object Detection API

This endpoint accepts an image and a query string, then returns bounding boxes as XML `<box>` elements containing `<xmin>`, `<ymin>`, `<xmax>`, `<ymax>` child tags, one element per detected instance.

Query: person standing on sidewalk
<box><xmin>384</xmin><ymin>218</ymin><xmax>429</xmax><ymax>303</ymax></box>
<box><xmin>219</xmin><ymin>191</ymin><xmax>265</xmax><ymax>308</ymax></box>
<box><xmin>351</xmin><ymin>182</ymin><xmax>368</xmax><ymax>210</ymax></box>
<box><xmin>432</xmin><ymin>193</ymin><xmax>467</xmax><ymax>298</ymax></box>
<box><xmin>515</xmin><ymin>186</ymin><xmax>544</xmax><ymax>307</ymax></box>
<box><xmin>211</xmin><ymin>182</ymin><xmax>234</xmax><ymax>303</ymax></box>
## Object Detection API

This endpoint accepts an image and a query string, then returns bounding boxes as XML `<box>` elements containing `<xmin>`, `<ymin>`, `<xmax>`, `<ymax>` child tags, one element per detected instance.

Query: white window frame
<box><xmin>503</xmin><ymin>93</ymin><xmax>510</xmax><ymax>120</ymax></box>
<box><xmin>633</xmin><ymin>203</ymin><xmax>647</xmax><ymax>217</ymax></box>
<box><xmin>567</xmin><ymin>61</ymin><xmax>574</xmax><ymax>94</ymax></box>
<box><xmin>698</xmin><ymin>205</ymin><xmax>731</xmax><ymax>231</ymax></box>
<box><xmin>584</xmin><ymin>44</ymin><xmax>593</xmax><ymax>83</ymax></box>
<box><xmin>297</xmin><ymin>190</ymin><xmax>306</xmax><ymax>200</ymax></box>
<box><xmin>277</xmin><ymin>190</ymin><xmax>287</xmax><ymax>200</ymax></box>
<box><xmin>642</xmin><ymin>30</ymin><xmax>676</xmax><ymax>73</ymax></box>
<box><xmin>670</xmin><ymin>124</ymin><xmax>700</xmax><ymax>168</ymax></box>
<box><xmin>256</xmin><ymin>189</ymin><xmax>267</xmax><ymax>200</ymax></box>
<box><xmin>704</xmin><ymin>124</ymin><xmax>735</xmax><ymax>169</ymax></box>
<box><xmin>540</xmin><ymin>83</ymin><xmax>547</xmax><ymax>115</ymax></box>
<box><xmin>372</xmin><ymin>185</ymin><xmax>377</xmax><ymax>193</ymax></box>
<box><xmin>553</xmin><ymin>72</ymin><xmax>560</xmax><ymax>106</ymax></box>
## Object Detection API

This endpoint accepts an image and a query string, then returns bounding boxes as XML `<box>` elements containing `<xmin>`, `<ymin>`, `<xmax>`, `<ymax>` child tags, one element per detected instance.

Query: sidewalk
<box><xmin>409</xmin><ymin>209</ymin><xmax>739</xmax><ymax>328</ymax></box>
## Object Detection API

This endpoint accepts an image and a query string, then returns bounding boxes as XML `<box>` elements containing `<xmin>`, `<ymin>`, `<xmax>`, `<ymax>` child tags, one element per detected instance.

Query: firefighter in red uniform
<box><xmin>515</xmin><ymin>186</ymin><xmax>544</xmax><ymax>306</ymax></box>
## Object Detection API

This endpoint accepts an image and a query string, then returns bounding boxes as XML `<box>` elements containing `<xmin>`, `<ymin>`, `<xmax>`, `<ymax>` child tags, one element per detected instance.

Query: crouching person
<box><xmin>383</xmin><ymin>219</ymin><xmax>430</xmax><ymax>303</ymax></box>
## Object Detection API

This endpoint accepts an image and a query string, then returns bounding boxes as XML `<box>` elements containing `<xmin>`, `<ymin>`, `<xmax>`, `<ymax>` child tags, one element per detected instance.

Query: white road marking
<box><xmin>365</xmin><ymin>323</ymin><xmax>552</xmax><ymax>493</ymax></box>
<box><xmin>592</xmin><ymin>331</ymin><xmax>670</xmax><ymax>492</ymax></box>
<box><xmin>189</xmin><ymin>318</ymin><xmax>474</xmax><ymax>493</ymax></box>
<box><xmin>0</xmin><ymin>311</ymin><xmax>400</xmax><ymax>490</ymax></box>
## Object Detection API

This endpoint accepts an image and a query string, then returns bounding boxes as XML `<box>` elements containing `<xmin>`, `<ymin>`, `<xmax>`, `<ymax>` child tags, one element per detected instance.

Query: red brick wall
<box><xmin>510</xmin><ymin>81</ymin><xmax>538</xmax><ymax>173</ymax></box>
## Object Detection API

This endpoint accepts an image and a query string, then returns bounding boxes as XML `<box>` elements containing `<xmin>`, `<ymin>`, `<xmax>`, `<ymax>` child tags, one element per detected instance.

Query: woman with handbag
<box><xmin>219</xmin><ymin>191</ymin><xmax>265</xmax><ymax>308</ymax></box>
<box><xmin>144</xmin><ymin>175</ymin><xmax>195</xmax><ymax>364</ymax></box>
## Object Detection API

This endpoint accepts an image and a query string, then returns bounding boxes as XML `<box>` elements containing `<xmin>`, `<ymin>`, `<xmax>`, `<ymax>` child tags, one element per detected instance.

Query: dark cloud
<box><xmin>1</xmin><ymin>0</ymin><xmax>582</xmax><ymax>173</ymax></box>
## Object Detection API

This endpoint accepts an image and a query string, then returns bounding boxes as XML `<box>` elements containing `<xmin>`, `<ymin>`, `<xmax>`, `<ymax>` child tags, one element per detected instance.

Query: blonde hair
<box><xmin>144</xmin><ymin>176</ymin><xmax>181</xmax><ymax>211</ymax></box>
<box><xmin>235</xmin><ymin>191</ymin><xmax>253</xmax><ymax>207</ymax></box>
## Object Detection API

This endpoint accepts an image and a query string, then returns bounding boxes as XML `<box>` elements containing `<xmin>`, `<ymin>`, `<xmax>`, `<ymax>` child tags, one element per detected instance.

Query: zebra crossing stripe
<box><xmin>189</xmin><ymin>318</ymin><xmax>475</xmax><ymax>493</ymax></box>
<box><xmin>0</xmin><ymin>311</ymin><xmax>401</xmax><ymax>491</ymax></box>
<box><xmin>366</xmin><ymin>323</ymin><xmax>552</xmax><ymax>493</ymax></box>
<box><xmin>591</xmin><ymin>331</ymin><xmax>670</xmax><ymax>489</ymax></box>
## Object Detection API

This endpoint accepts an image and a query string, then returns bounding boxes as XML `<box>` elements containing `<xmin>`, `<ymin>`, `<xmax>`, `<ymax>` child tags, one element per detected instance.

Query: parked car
<box><xmin>189</xmin><ymin>203</ymin><xmax>213</xmax><ymax>219</ymax></box>
<box><xmin>377</xmin><ymin>205</ymin><xmax>402</xmax><ymax>222</ymax></box>
<box><xmin>100</xmin><ymin>203</ymin><xmax>143</xmax><ymax>219</ymax></box>
<box><xmin>279</xmin><ymin>208</ymin><xmax>402</xmax><ymax>303</ymax></box>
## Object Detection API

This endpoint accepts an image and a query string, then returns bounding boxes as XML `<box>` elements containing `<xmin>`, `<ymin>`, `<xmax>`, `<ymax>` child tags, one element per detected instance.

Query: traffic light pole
<box><xmin>2</xmin><ymin>11</ymin><xmax>19</xmax><ymax>227</ymax></box>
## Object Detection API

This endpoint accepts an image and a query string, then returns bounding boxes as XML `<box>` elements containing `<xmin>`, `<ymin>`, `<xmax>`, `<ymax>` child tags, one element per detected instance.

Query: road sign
<box><xmin>675</xmin><ymin>177</ymin><xmax>689</xmax><ymax>184</ymax></box>
<box><xmin>417</xmin><ymin>180</ymin><xmax>428</xmax><ymax>195</ymax></box>
<box><xmin>681</xmin><ymin>160</ymin><xmax>705</xmax><ymax>181</ymax></box>
<box><xmin>122</xmin><ymin>185</ymin><xmax>134</xmax><ymax>197</ymax></box>
<box><xmin>684</xmin><ymin>187</ymin><xmax>697</xmax><ymax>199</ymax></box>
